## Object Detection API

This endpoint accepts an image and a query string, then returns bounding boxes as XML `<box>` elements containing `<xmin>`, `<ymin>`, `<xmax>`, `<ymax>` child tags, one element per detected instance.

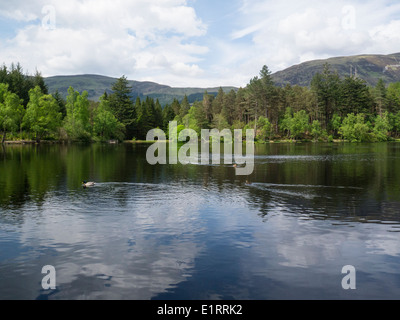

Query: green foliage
<box><xmin>339</xmin><ymin>113</ymin><xmax>372</xmax><ymax>142</ymax></box>
<box><xmin>280</xmin><ymin>108</ymin><xmax>309</xmax><ymax>140</ymax></box>
<box><xmin>52</xmin><ymin>89</ymin><xmax>67</xmax><ymax>119</ymax></box>
<box><xmin>232</xmin><ymin>120</ymin><xmax>246</xmax><ymax>130</ymax></box>
<box><xmin>63</xmin><ymin>87</ymin><xmax>91</xmax><ymax>142</ymax></box>
<box><xmin>280</xmin><ymin>108</ymin><xmax>293</xmax><ymax>137</ymax></box>
<box><xmin>311</xmin><ymin>120</ymin><xmax>327</xmax><ymax>141</ymax></box>
<box><xmin>171</xmin><ymin>98</ymin><xmax>181</xmax><ymax>117</ymax></box>
<box><xmin>243</xmin><ymin>66</ymin><xmax>277</xmax><ymax>129</ymax></box>
<box><xmin>23</xmin><ymin>86</ymin><xmax>61</xmax><ymax>141</ymax></box>
<box><xmin>372</xmin><ymin>79</ymin><xmax>388</xmax><ymax>115</ymax></box>
<box><xmin>6</xmin><ymin>61</ymin><xmax>400</xmax><ymax>144</ymax></box>
<box><xmin>373</xmin><ymin>113</ymin><xmax>391</xmax><ymax>142</ymax></box>
<box><xmin>93</xmin><ymin>95</ymin><xmax>125</xmax><ymax>141</ymax></box>
<box><xmin>311</xmin><ymin>63</ymin><xmax>341</xmax><ymax>127</ymax></box>
<box><xmin>154</xmin><ymin>99</ymin><xmax>164</xmax><ymax>129</ymax></box>
<box><xmin>387</xmin><ymin>82</ymin><xmax>400</xmax><ymax>113</ymax></box>
<box><xmin>256</xmin><ymin>116</ymin><xmax>272</xmax><ymax>142</ymax></box>
<box><xmin>388</xmin><ymin>111</ymin><xmax>400</xmax><ymax>137</ymax></box>
<box><xmin>183</xmin><ymin>103</ymin><xmax>209</xmax><ymax>135</ymax></box>
<box><xmin>162</xmin><ymin>104</ymin><xmax>176</xmax><ymax>132</ymax></box>
<box><xmin>0</xmin><ymin>63</ymin><xmax>48</xmax><ymax>107</ymax></box>
<box><xmin>212</xmin><ymin>88</ymin><xmax>225</xmax><ymax>116</ymax></box>
<box><xmin>338</xmin><ymin>112</ymin><xmax>391</xmax><ymax>142</ymax></box>
<box><xmin>0</xmin><ymin>83</ymin><xmax>24</xmax><ymax>142</ymax></box>
<box><xmin>212</xmin><ymin>113</ymin><xmax>229</xmax><ymax>131</ymax></box>
<box><xmin>202</xmin><ymin>91</ymin><xmax>214</xmax><ymax>123</ymax></box>
<box><xmin>221</xmin><ymin>89</ymin><xmax>236</xmax><ymax>125</ymax></box>
<box><xmin>168</xmin><ymin>124</ymin><xmax>185</xmax><ymax>142</ymax></box>
<box><xmin>108</xmin><ymin>76</ymin><xmax>135</xmax><ymax>139</ymax></box>
<box><xmin>136</xmin><ymin>97</ymin><xmax>157</xmax><ymax>140</ymax></box>
<box><xmin>340</xmin><ymin>77</ymin><xmax>372</xmax><ymax>115</ymax></box>
<box><xmin>330</xmin><ymin>113</ymin><xmax>342</xmax><ymax>135</ymax></box>
<box><xmin>292</xmin><ymin>110</ymin><xmax>310</xmax><ymax>139</ymax></box>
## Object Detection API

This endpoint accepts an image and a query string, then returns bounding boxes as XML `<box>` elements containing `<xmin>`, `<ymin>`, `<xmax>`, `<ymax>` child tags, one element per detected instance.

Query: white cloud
<box><xmin>229</xmin><ymin>0</ymin><xmax>400</xmax><ymax>77</ymax></box>
<box><xmin>0</xmin><ymin>0</ymin><xmax>400</xmax><ymax>88</ymax></box>
<box><xmin>369</xmin><ymin>20</ymin><xmax>400</xmax><ymax>52</ymax></box>
<box><xmin>0</xmin><ymin>9</ymin><xmax>37</xmax><ymax>22</ymax></box>
<box><xmin>0</xmin><ymin>0</ymin><xmax>209</xmax><ymax>86</ymax></box>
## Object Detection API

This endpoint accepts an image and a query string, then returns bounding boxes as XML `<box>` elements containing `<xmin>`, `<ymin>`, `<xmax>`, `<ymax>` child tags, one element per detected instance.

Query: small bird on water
<box><xmin>82</xmin><ymin>181</ymin><xmax>95</xmax><ymax>188</ymax></box>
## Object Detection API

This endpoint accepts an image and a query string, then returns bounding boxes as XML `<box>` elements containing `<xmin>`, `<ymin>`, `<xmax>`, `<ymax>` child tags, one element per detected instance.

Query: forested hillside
<box><xmin>45</xmin><ymin>74</ymin><xmax>236</xmax><ymax>106</ymax></box>
<box><xmin>2</xmin><ymin>59</ymin><xmax>400</xmax><ymax>144</ymax></box>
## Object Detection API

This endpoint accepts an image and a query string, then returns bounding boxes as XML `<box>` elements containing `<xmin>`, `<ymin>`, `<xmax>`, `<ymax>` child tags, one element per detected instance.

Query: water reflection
<box><xmin>1</xmin><ymin>143</ymin><xmax>400</xmax><ymax>299</ymax></box>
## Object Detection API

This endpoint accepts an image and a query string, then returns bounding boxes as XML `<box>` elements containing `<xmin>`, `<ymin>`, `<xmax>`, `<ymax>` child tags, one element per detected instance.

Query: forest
<box><xmin>1</xmin><ymin>62</ymin><xmax>400</xmax><ymax>144</ymax></box>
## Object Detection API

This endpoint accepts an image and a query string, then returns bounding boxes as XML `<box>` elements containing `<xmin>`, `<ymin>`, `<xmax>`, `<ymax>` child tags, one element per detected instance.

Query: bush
<box><xmin>339</xmin><ymin>113</ymin><xmax>373</xmax><ymax>142</ymax></box>
<box><xmin>311</xmin><ymin>120</ymin><xmax>327</xmax><ymax>141</ymax></box>
<box><xmin>256</xmin><ymin>116</ymin><xmax>272</xmax><ymax>142</ymax></box>
<box><xmin>373</xmin><ymin>113</ymin><xmax>391</xmax><ymax>142</ymax></box>
<box><xmin>280</xmin><ymin>108</ymin><xmax>310</xmax><ymax>140</ymax></box>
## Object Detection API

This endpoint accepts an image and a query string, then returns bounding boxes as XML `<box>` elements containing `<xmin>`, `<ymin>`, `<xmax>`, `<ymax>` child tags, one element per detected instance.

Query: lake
<box><xmin>0</xmin><ymin>142</ymin><xmax>400</xmax><ymax>300</ymax></box>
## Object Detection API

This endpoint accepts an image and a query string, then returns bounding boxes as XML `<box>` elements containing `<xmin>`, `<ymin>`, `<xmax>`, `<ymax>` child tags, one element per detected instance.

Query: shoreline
<box><xmin>2</xmin><ymin>139</ymin><xmax>400</xmax><ymax>145</ymax></box>
<box><xmin>2</xmin><ymin>140</ymin><xmax>62</xmax><ymax>145</ymax></box>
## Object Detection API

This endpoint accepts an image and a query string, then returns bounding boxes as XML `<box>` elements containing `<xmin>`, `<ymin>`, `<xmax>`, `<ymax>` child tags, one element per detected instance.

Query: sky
<box><xmin>0</xmin><ymin>0</ymin><xmax>400</xmax><ymax>88</ymax></box>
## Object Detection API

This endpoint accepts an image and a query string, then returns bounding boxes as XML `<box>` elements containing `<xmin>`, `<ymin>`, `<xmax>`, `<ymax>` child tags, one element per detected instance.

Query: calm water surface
<box><xmin>0</xmin><ymin>142</ymin><xmax>400</xmax><ymax>300</ymax></box>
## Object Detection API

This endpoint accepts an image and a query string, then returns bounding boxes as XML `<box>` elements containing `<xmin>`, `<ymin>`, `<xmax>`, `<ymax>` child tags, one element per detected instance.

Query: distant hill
<box><xmin>45</xmin><ymin>74</ymin><xmax>237</xmax><ymax>105</ymax></box>
<box><xmin>45</xmin><ymin>53</ymin><xmax>400</xmax><ymax>104</ymax></box>
<box><xmin>272</xmin><ymin>52</ymin><xmax>400</xmax><ymax>87</ymax></box>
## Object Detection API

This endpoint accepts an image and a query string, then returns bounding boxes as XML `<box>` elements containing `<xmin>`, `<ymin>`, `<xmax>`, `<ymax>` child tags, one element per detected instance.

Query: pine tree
<box><xmin>136</xmin><ymin>97</ymin><xmax>156</xmax><ymax>139</ymax></box>
<box><xmin>234</xmin><ymin>88</ymin><xmax>247</xmax><ymax>125</ymax></box>
<box><xmin>387</xmin><ymin>82</ymin><xmax>400</xmax><ymax>113</ymax></box>
<box><xmin>8</xmin><ymin>63</ymin><xmax>32</xmax><ymax>107</ymax></box>
<box><xmin>259</xmin><ymin>65</ymin><xmax>276</xmax><ymax>120</ymax></box>
<box><xmin>373</xmin><ymin>79</ymin><xmax>388</xmax><ymax>116</ymax></box>
<box><xmin>154</xmin><ymin>99</ymin><xmax>164</xmax><ymax>128</ymax></box>
<box><xmin>162</xmin><ymin>104</ymin><xmax>176</xmax><ymax>132</ymax></box>
<box><xmin>180</xmin><ymin>95</ymin><xmax>190</xmax><ymax>118</ymax></box>
<box><xmin>340</xmin><ymin>77</ymin><xmax>372</xmax><ymax>116</ymax></box>
<box><xmin>202</xmin><ymin>91</ymin><xmax>214</xmax><ymax>123</ymax></box>
<box><xmin>52</xmin><ymin>89</ymin><xmax>66</xmax><ymax>119</ymax></box>
<box><xmin>311</xmin><ymin>63</ymin><xmax>342</xmax><ymax>128</ymax></box>
<box><xmin>212</xmin><ymin>88</ymin><xmax>225</xmax><ymax>115</ymax></box>
<box><xmin>221</xmin><ymin>89</ymin><xmax>236</xmax><ymax>125</ymax></box>
<box><xmin>171</xmin><ymin>98</ymin><xmax>181</xmax><ymax>119</ymax></box>
<box><xmin>108</xmin><ymin>76</ymin><xmax>135</xmax><ymax>139</ymax></box>
<box><xmin>32</xmin><ymin>70</ymin><xmax>48</xmax><ymax>95</ymax></box>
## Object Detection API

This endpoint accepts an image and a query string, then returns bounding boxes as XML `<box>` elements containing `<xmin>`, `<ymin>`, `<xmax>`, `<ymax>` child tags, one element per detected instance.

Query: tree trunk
<box><xmin>1</xmin><ymin>131</ymin><xmax>6</xmax><ymax>145</ymax></box>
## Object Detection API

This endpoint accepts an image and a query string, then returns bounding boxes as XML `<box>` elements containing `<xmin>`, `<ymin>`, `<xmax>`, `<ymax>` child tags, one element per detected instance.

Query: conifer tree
<box><xmin>162</xmin><ymin>104</ymin><xmax>176</xmax><ymax>132</ymax></box>
<box><xmin>154</xmin><ymin>99</ymin><xmax>164</xmax><ymax>128</ymax></box>
<box><xmin>180</xmin><ymin>95</ymin><xmax>190</xmax><ymax>119</ymax></box>
<box><xmin>108</xmin><ymin>76</ymin><xmax>135</xmax><ymax>139</ymax></box>
<box><xmin>373</xmin><ymin>79</ymin><xmax>388</xmax><ymax>116</ymax></box>
<box><xmin>311</xmin><ymin>64</ymin><xmax>341</xmax><ymax>128</ymax></box>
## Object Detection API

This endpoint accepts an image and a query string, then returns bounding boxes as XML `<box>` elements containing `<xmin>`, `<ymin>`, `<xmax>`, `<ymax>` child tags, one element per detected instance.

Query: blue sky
<box><xmin>0</xmin><ymin>0</ymin><xmax>400</xmax><ymax>87</ymax></box>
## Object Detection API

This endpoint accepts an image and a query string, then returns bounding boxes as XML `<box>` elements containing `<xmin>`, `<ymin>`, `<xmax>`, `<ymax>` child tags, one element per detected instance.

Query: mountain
<box><xmin>44</xmin><ymin>74</ymin><xmax>237</xmax><ymax>105</ymax></box>
<box><xmin>271</xmin><ymin>52</ymin><xmax>400</xmax><ymax>87</ymax></box>
<box><xmin>45</xmin><ymin>53</ymin><xmax>400</xmax><ymax>104</ymax></box>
